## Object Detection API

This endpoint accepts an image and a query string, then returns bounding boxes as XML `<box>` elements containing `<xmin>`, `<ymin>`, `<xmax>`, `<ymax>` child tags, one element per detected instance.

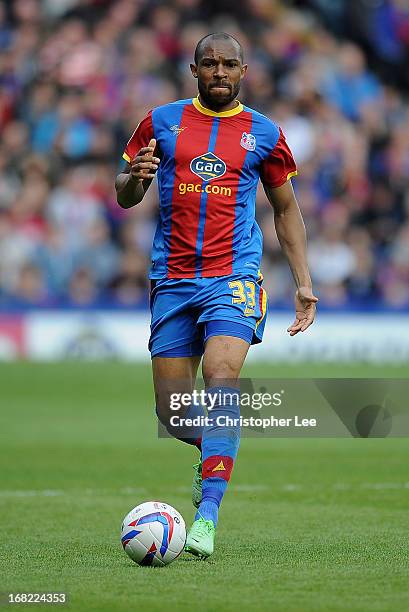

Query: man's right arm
<box><xmin>115</xmin><ymin>138</ymin><xmax>160</xmax><ymax>209</ymax></box>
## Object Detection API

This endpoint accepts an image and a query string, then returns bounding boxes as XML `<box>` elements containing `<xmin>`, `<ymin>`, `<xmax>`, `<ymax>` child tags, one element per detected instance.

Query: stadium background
<box><xmin>0</xmin><ymin>0</ymin><xmax>408</xmax><ymax>360</ymax></box>
<box><xmin>1</xmin><ymin>2</ymin><xmax>409</xmax><ymax>611</ymax></box>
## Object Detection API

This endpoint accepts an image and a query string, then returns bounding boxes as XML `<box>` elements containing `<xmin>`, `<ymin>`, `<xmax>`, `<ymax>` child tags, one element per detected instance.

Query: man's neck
<box><xmin>197</xmin><ymin>94</ymin><xmax>239</xmax><ymax>114</ymax></box>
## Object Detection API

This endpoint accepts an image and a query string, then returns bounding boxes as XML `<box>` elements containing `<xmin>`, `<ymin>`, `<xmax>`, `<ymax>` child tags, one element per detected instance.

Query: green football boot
<box><xmin>185</xmin><ymin>517</ymin><xmax>216</xmax><ymax>559</ymax></box>
<box><xmin>192</xmin><ymin>460</ymin><xmax>202</xmax><ymax>509</ymax></box>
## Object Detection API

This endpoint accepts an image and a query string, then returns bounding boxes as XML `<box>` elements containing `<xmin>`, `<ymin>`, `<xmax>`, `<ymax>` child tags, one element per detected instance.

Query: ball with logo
<box><xmin>120</xmin><ymin>501</ymin><xmax>186</xmax><ymax>566</ymax></box>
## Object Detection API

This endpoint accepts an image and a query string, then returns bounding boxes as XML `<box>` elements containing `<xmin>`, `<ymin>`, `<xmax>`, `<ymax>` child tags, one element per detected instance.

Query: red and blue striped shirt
<box><xmin>123</xmin><ymin>97</ymin><xmax>297</xmax><ymax>279</ymax></box>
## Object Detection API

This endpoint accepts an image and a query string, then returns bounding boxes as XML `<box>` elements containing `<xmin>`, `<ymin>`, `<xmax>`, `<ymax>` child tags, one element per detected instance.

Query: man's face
<box><xmin>190</xmin><ymin>40</ymin><xmax>247</xmax><ymax>110</ymax></box>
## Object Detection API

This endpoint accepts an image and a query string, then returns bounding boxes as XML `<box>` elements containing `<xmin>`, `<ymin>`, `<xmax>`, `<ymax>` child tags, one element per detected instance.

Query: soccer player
<box><xmin>115</xmin><ymin>32</ymin><xmax>318</xmax><ymax>559</ymax></box>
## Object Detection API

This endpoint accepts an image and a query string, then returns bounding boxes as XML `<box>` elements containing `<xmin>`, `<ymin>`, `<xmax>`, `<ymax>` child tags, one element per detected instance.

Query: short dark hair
<box><xmin>194</xmin><ymin>32</ymin><xmax>243</xmax><ymax>65</ymax></box>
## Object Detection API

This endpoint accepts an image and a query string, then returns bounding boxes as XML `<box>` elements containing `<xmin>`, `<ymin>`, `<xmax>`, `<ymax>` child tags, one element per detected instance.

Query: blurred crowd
<box><xmin>0</xmin><ymin>0</ymin><xmax>408</xmax><ymax>310</ymax></box>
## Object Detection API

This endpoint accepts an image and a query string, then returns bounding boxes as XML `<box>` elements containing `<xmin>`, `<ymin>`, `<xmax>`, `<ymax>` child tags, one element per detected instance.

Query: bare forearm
<box><xmin>116</xmin><ymin>139</ymin><xmax>159</xmax><ymax>209</ymax></box>
<box><xmin>115</xmin><ymin>173</ymin><xmax>145</xmax><ymax>209</ymax></box>
<box><xmin>263</xmin><ymin>181</ymin><xmax>317</xmax><ymax>333</ymax></box>
<box><xmin>274</xmin><ymin>204</ymin><xmax>312</xmax><ymax>289</ymax></box>
<box><xmin>263</xmin><ymin>181</ymin><xmax>312</xmax><ymax>289</ymax></box>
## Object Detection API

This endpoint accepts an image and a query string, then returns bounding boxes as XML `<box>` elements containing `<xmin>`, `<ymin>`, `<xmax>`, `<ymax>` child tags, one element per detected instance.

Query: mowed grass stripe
<box><xmin>0</xmin><ymin>362</ymin><xmax>408</xmax><ymax>611</ymax></box>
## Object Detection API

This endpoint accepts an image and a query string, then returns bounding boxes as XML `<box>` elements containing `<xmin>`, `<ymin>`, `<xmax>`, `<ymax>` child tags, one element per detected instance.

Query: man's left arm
<box><xmin>263</xmin><ymin>180</ymin><xmax>318</xmax><ymax>336</ymax></box>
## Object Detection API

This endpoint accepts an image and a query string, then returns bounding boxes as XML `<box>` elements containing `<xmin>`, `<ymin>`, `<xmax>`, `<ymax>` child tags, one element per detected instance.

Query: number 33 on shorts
<box><xmin>228</xmin><ymin>280</ymin><xmax>256</xmax><ymax>315</ymax></box>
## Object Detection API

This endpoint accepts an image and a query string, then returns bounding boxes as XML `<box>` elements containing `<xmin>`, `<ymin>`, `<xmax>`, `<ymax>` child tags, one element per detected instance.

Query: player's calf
<box><xmin>194</xmin><ymin>385</ymin><xmax>240</xmax><ymax>526</ymax></box>
<box><xmin>155</xmin><ymin>401</ymin><xmax>203</xmax><ymax>449</ymax></box>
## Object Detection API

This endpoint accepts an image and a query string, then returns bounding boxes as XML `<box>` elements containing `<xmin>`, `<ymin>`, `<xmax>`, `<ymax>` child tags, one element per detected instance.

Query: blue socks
<box><xmin>195</xmin><ymin>386</ymin><xmax>240</xmax><ymax>526</ymax></box>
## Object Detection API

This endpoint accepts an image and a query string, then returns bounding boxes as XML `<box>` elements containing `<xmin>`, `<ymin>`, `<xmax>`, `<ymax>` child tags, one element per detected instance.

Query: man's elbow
<box><xmin>116</xmin><ymin>197</ymin><xmax>128</xmax><ymax>209</ymax></box>
<box><xmin>273</xmin><ymin>195</ymin><xmax>299</xmax><ymax>217</ymax></box>
<box><xmin>116</xmin><ymin>194</ymin><xmax>137</xmax><ymax>209</ymax></box>
<box><xmin>273</xmin><ymin>202</ymin><xmax>292</xmax><ymax>218</ymax></box>
<box><xmin>115</xmin><ymin>186</ymin><xmax>127</xmax><ymax>209</ymax></box>
<box><xmin>115</xmin><ymin>175</ymin><xmax>141</xmax><ymax>209</ymax></box>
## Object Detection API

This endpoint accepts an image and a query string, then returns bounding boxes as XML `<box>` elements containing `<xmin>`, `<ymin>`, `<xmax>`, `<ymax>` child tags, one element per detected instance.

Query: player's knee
<box><xmin>156</xmin><ymin>399</ymin><xmax>188</xmax><ymax>429</ymax></box>
<box><xmin>155</xmin><ymin>402</ymin><xmax>172</xmax><ymax>428</ymax></box>
<box><xmin>203</xmin><ymin>361</ymin><xmax>239</xmax><ymax>387</ymax></box>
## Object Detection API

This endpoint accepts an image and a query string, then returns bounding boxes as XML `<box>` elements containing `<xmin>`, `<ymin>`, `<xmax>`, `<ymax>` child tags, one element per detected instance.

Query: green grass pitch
<box><xmin>1</xmin><ymin>362</ymin><xmax>408</xmax><ymax>611</ymax></box>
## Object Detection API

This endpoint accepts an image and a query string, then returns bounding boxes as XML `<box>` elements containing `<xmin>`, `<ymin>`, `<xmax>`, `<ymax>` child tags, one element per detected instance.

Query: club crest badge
<box><xmin>240</xmin><ymin>132</ymin><xmax>256</xmax><ymax>151</ymax></box>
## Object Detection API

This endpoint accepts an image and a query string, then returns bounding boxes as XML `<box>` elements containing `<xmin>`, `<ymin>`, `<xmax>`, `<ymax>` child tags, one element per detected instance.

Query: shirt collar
<box><xmin>192</xmin><ymin>96</ymin><xmax>244</xmax><ymax>117</ymax></box>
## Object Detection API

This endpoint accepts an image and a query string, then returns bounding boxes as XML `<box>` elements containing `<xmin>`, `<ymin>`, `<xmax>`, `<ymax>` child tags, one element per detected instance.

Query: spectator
<box><xmin>76</xmin><ymin>218</ymin><xmax>120</xmax><ymax>287</ymax></box>
<box><xmin>0</xmin><ymin>0</ymin><xmax>407</xmax><ymax>311</ymax></box>
<box><xmin>10</xmin><ymin>263</ymin><xmax>50</xmax><ymax>307</ymax></box>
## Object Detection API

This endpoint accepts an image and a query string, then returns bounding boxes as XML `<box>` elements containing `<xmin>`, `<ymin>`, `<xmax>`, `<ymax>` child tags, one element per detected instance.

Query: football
<box><xmin>120</xmin><ymin>501</ymin><xmax>186</xmax><ymax>567</ymax></box>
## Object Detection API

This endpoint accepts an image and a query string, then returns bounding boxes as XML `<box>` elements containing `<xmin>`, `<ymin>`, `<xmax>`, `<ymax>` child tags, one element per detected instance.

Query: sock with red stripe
<box><xmin>195</xmin><ymin>386</ymin><xmax>240</xmax><ymax>526</ymax></box>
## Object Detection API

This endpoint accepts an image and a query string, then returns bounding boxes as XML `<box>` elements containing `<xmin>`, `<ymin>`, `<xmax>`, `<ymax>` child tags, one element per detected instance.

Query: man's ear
<box><xmin>190</xmin><ymin>63</ymin><xmax>198</xmax><ymax>78</ymax></box>
<box><xmin>241</xmin><ymin>64</ymin><xmax>248</xmax><ymax>79</ymax></box>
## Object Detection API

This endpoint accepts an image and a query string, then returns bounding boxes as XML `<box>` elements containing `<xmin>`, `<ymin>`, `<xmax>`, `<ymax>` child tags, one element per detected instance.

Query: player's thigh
<box><xmin>152</xmin><ymin>355</ymin><xmax>201</xmax><ymax>422</ymax></box>
<box><xmin>149</xmin><ymin>279</ymin><xmax>201</xmax><ymax>358</ymax></box>
<box><xmin>202</xmin><ymin>334</ymin><xmax>250</xmax><ymax>388</ymax></box>
<box><xmin>198</xmin><ymin>275</ymin><xmax>266</xmax><ymax>388</ymax></box>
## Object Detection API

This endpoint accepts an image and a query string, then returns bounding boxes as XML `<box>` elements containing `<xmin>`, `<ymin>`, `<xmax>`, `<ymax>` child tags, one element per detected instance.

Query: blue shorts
<box><xmin>149</xmin><ymin>273</ymin><xmax>268</xmax><ymax>358</ymax></box>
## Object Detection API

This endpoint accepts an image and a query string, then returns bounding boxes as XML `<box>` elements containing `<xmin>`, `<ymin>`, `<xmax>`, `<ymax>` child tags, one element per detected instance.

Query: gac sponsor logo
<box><xmin>178</xmin><ymin>182</ymin><xmax>232</xmax><ymax>196</ymax></box>
<box><xmin>190</xmin><ymin>152</ymin><xmax>226</xmax><ymax>181</ymax></box>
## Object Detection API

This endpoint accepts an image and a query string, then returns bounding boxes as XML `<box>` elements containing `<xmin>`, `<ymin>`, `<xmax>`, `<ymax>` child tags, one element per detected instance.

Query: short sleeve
<box><xmin>260</xmin><ymin>127</ymin><xmax>297</xmax><ymax>188</ymax></box>
<box><xmin>123</xmin><ymin>111</ymin><xmax>154</xmax><ymax>163</ymax></box>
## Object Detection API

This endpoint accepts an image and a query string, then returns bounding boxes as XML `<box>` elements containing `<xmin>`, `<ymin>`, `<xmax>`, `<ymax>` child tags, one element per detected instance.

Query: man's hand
<box><xmin>130</xmin><ymin>138</ymin><xmax>160</xmax><ymax>181</ymax></box>
<box><xmin>287</xmin><ymin>286</ymin><xmax>318</xmax><ymax>336</ymax></box>
<box><xmin>115</xmin><ymin>138</ymin><xmax>160</xmax><ymax>208</ymax></box>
